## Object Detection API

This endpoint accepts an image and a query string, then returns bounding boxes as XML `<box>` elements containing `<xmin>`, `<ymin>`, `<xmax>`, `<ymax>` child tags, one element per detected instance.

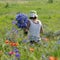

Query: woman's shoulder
<box><xmin>37</xmin><ymin>20</ymin><xmax>41</xmax><ymax>22</ymax></box>
<box><xmin>36</xmin><ymin>20</ymin><xmax>42</xmax><ymax>26</ymax></box>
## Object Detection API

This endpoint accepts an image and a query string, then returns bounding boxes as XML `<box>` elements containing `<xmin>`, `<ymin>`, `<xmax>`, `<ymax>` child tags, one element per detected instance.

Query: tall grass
<box><xmin>0</xmin><ymin>0</ymin><xmax>60</xmax><ymax>60</ymax></box>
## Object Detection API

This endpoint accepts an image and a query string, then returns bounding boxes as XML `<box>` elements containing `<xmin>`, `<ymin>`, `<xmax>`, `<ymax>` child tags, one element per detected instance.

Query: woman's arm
<box><xmin>24</xmin><ymin>20</ymin><xmax>30</xmax><ymax>35</ymax></box>
<box><xmin>40</xmin><ymin>26</ymin><xmax>43</xmax><ymax>33</ymax></box>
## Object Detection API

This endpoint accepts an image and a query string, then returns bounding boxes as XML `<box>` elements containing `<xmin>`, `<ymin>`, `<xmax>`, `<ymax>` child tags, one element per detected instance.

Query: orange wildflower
<box><xmin>5</xmin><ymin>40</ymin><xmax>9</xmax><ymax>44</ymax></box>
<box><xmin>9</xmin><ymin>42</ymin><xmax>19</xmax><ymax>46</ymax></box>
<box><xmin>29</xmin><ymin>48</ymin><xmax>34</xmax><ymax>52</ymax></box>
<box><xmin>10</xmin><ymin>42</ymin><xmax>13</xmax><ymax>46</ymax></box>
<box><xmin>16</xmin><ymin>42</ymin><xmax>19</xmax><ymax>46</ymax></box>
<box><xmin>13</xmin><ymin>42</ymin><xmax>17</xmax><ymax>46</ymax></box>
<box><xmin>49</xmin><ymin>56</ymin><xmax>58</xmax><ymax>60</ymax></box>
<box><xmin>44</xmin><ymin>38</ymin><xmax>49</xmax><ymax>41</ymax></box>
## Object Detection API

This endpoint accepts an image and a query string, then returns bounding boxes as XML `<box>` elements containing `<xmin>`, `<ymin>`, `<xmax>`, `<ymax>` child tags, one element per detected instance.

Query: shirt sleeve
<box><xmin>26</xmin><ymin>20</ymin><xmax>31</xmax><ymax>30</ymax></box>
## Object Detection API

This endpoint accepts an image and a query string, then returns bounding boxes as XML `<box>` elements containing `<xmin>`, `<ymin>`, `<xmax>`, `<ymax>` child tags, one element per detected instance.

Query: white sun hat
<box><xmin>29</xmin><ymin>10</ymin><xmax>38</xmax><ymax>17</ymax></box>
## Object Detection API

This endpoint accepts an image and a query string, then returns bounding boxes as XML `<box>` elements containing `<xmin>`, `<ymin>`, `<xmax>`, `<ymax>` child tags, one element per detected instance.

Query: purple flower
<box><xmin>15</xmin><ymin>52</ymin><xmax>20</xmax><ymax>58</ymax></box>
<box><xmin>16</xmin><ymin>13</ymin><xmax>28</xmax><ymax>21</ymax></box>
<box><xmin>16</xmin><ymin>13</ymin><xmax>28</xmax><ymax>28</ymax></box>
<box><xmin>12</xmin><ymin>20</ymin><xmax>17</xmax><ymax>25</ymax></box>
<box><xmin>14</xmin><ymin>48</ymin><xmax>19</xmax><ymax>53</ymax></box>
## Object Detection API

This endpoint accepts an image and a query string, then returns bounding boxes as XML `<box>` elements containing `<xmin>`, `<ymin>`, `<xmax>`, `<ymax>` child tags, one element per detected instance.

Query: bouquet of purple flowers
<box><xmin>16</xmin><ymin>13</ymin><xmax>28</xmax><ymax>29</ymax></box>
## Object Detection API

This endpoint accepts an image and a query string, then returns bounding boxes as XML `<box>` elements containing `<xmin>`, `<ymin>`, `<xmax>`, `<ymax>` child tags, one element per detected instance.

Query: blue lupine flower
<box><xmin>12</xmin><ymin>20</ymin><xmax>17</xmax><ymax>25</ymax></box>
<box><xmin>15</xmin><ymin>52</ymin><xmax>20</xmax><ymax>58</ymax></box>
<box><xmin>14</xmin><ymin>48</ymin><xmax>19</xmax><ymax>53</ymax></box>
<box><xmin>16</xmin><ymin>13</ymin><xmax>28</xmax><ymax>28</ymax></box>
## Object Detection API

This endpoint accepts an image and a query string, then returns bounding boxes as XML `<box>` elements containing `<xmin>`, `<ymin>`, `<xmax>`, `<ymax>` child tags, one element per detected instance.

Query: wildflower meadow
<box><xmin>0</xmin><ymin>0</ymin><xmax>60</xmax><ymax>60</ymax></box>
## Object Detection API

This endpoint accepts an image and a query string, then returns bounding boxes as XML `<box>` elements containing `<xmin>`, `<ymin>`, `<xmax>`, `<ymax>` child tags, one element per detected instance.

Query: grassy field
<box><xmin>0</xmin><ymin>0</ymin><xmax>60</xmax><ymax>60</ymax></box>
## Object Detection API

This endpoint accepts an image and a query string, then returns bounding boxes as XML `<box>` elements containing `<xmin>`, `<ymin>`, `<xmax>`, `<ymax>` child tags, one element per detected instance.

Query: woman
<box><xmin>24</xmin><ymin>10</ymin><xmax>43</xmax><ymax>44</ymax></box>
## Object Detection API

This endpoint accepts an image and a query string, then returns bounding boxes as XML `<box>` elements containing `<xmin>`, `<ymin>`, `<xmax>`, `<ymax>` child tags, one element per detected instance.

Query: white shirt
<box><xmin>28</xmin><ymin>20</ymin><xmax>42</xmax><ymax>41</ymax></box>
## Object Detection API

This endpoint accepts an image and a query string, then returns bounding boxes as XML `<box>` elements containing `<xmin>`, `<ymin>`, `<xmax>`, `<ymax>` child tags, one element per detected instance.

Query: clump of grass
<box><xmin>48</xmin><ymin>0</ymin><xmax>53</xmax><ymax>3</ymax></box>
<box><xmin>4</xmin><ymin>3</ymin><xmax>9</xmax><ymax>8</ymax></box>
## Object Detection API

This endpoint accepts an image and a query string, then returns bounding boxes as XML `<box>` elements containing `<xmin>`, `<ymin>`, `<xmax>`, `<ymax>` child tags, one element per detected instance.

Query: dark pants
<box><xmin>30</xmin><ymin>40</ymin><xmax>39</xmax><ymax>44</ymax></box>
